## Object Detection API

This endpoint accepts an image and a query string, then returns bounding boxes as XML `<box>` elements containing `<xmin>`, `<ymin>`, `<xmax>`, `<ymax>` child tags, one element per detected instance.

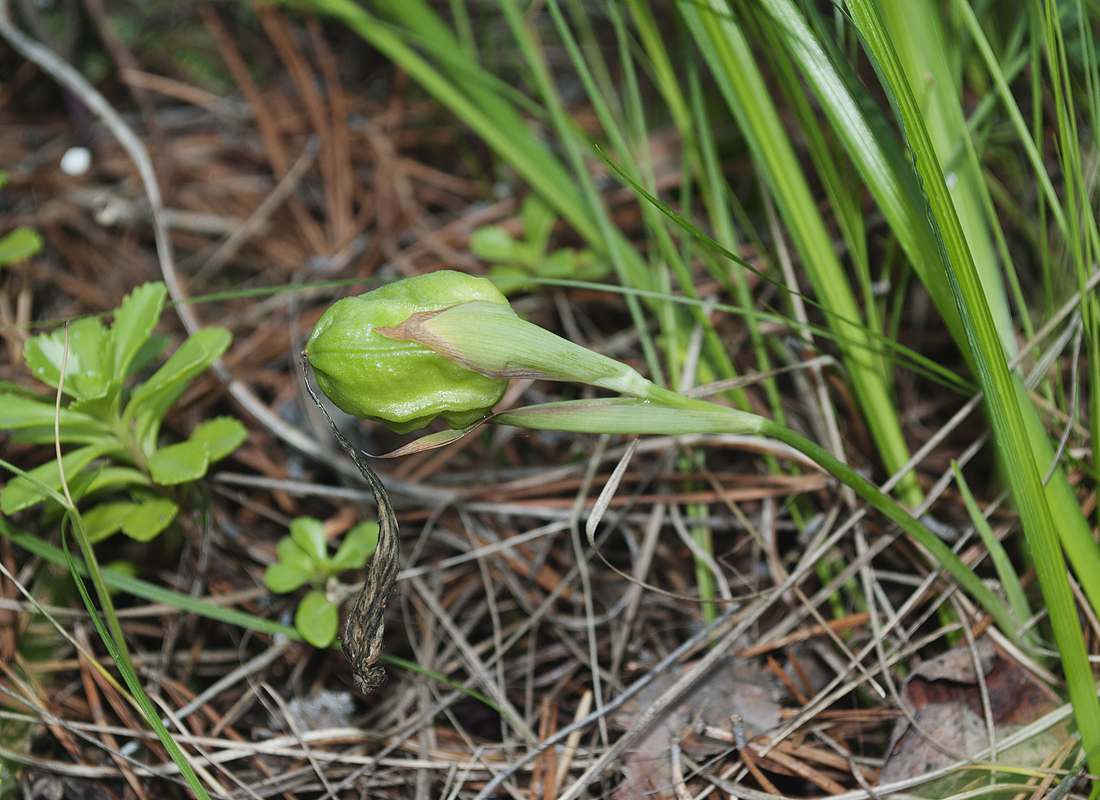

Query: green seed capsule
<box><xmin>305</xmin><ymin>271</ymin><xmax>514</xmax><ymax>434</ymax></box>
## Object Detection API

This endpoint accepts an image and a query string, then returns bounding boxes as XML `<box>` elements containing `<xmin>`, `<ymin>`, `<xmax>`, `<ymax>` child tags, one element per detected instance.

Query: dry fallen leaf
<box><xmin>611</xmin><ymin>657</ymin><xmax>782</xmax><ymax>800</ymax></box>
<box><xmin>881</xmin><ymin>636</ymin><xmax>1068</xmax><ymax>795</ymax></box>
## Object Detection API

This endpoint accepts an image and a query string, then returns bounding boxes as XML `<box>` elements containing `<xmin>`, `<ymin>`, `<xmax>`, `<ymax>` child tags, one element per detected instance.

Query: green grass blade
<box><xmin>495</xmin><ymin>398</ymin><xmax>1016</xmax><ymax>635</ymax></box>
<box><xmin>873</xmin><ymin>0</ymin><xmax>1014</xmax><ymax>357</ymax></box>
<box><xmin>0</xmin><ymin>449</ymin><xmax>213</xmax><ymax>795</ymax></box>
<box><xmin>1</xmin><ymin>510</ymin><xmax>515</xmax><ymax>718</ymax></box>
<box><xmin>953</xmin><ymin>0</ymin><xmax>1068</xmax><ymax>240</ymax></box>
<box><xmin>751</xmin><ymin>0</ymin><xmax>965</xmax><ymax>357</ymax></box>
<box><xmin>763</xmin><ymin>0</ymin><xmax>1100</xmax><ymax>636</ymax></box>
<box><xmin>952</xmin><ymin>461</ymin><xmax>1035</xmax><ymax>643</ymax></box>
<box><xmin>0</xmin><ymin>517</ymin><xmax>298</xmax><ymax>638</ymax></box>
<box><xmin>679</xmin><ymin>0</ymin><xmax>922</xmax><ymax>506</ymax></box>
<box><xmin>61</xmin><ymin>522</ymin><xmax>213</xmax><ymax>800</ymax></box>
<box><xmin>597</xmin><ymin>154</ymin><xmax>978</xmax><ymax>398</ymax></box>
<box><xmin>844</xmin><ymin>0</ymin><xmax>1100</xmax><ymax>776</ymax></box>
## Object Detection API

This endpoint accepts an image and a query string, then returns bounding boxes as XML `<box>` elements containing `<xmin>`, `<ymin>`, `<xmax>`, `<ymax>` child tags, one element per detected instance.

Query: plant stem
<box><xmin>499</xmin><ymin>384</ymin><xmax>1016</xmax><ymax>637</ymax></box>
<box><xmin>757</xmin><ymin>419</ymin><xmax>1015</xmax><ymax>634</ymax></box>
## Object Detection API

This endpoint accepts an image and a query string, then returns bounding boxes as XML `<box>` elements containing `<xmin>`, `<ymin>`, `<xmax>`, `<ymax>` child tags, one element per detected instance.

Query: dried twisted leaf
<box><xmin>300</xmin><ymin>352</ymin><xmax>399</xmax><ymax>693</ymax></box>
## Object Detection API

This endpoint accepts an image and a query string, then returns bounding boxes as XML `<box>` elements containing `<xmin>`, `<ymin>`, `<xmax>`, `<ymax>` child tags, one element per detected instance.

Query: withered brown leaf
<box><xmin>301</xmin><ymin>352</ymin><xmax>400</xmax><ymax>694</ymax></box>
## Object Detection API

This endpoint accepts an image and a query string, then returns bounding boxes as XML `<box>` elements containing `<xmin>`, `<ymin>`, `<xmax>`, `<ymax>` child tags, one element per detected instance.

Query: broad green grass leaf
<box><xmin>874</xmin><ymin>0</ymin><xmax>1011</xmax><ymax>357</ymax></box>
<box><xmin>119</xmin><ymin>498</ymin><xmax>178</xmax><ymax>541</ymax></box>
<box><xmin>295</xmin><ymin>589</ymin><xmax>338</xmax><ymax>648</ymax></box>
<box><xmin>843</xmin><ymin>0</ymin><xmax>1100</xmax><ymax>778</ymax></box>
<box><xmin>0</xmin><ymin>228</ymin><xmax>42</xmax><ymax>266</ymax></box>
<box><xmin>147</xmin><ymin>439</ymin><xmax>209</xmax><ymax>486</ymax></box>
<box><xmin>189</xmin><ymin>416</ymin><xmax>247</xmax><ymax>462</ymax></box>
<box><xmin>329</xmin><ymin>521</ymin><xmax>379</xmax><ymax>573</ymax></box>
<box><xmin>110</xmin><ymin>282</ymin><xmax>166</xmax><ymax>384</ymax></box>
<box><xmin>290</xmin><ymin>517</ymin><xmax>329</xmax><ymax>566</ymax></box>
<box><xmin>1</xmin><ymin>442</ymin><xmax>119</xmax><ymax>514</ymax></box>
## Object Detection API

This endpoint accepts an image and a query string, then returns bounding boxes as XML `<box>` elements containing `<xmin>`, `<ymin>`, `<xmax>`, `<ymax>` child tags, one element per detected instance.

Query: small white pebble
<box><xmin>60</xmin><ymin>146</ymin><xmax>91</xmax><ymax>176</ymax></box>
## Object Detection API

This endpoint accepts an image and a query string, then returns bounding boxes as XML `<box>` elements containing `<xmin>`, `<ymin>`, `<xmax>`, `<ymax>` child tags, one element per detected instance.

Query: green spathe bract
<box><xmin>306</xmin><ymin>271</ymin><xmax>512</xmax><ymax>433</ymax></box>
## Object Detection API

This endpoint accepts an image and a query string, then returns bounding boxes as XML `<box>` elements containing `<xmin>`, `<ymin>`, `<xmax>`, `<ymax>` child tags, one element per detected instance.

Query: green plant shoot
<box><xmin>263</xmin><ymin>516</ymin><xmax>380</xmax><ymax>648</ymax></box>
<box><xmin>470</xmin><ymin>195</ymin><xmax>608</xmax><ymax>294</ymax></box>
<box><xmin>0</xmin><ymin>170</ymin><xmax>42</xmax><ymax>269</ymax></box>
<box><xmin>0</xmin><ymin>281</ymin><xmax>247</xmax><ymax>541</ymax></box>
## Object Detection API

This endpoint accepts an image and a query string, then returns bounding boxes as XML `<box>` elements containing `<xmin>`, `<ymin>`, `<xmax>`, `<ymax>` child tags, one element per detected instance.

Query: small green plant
<box><xmin>0</xmin><ymin>171</ymin><xmax>43</xmax><ymax>269</ymax></box>
<box><xmin>0</xmin><ymin>281</ymin><xmax>247</xmax><ymax>541</ymax></box>
<box><xmin>263</xmin><ymin>517</ymin><xmax>379</xmax><ymax>648</ymax></box>
<box><xmin>470</xmin><ymin>196</ymin><xmax>608</xmax><ymax>294</ymax></box>
<box><xmin>0</xmin><ymin>227</ymin><xmax>42</xmax><ymax>268</ymax></box>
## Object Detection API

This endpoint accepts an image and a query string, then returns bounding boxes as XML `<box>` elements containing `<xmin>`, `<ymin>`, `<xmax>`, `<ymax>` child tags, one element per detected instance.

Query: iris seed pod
<box><xmin>305</xmin><ymin>271</ymin><xmax>513</xmax><ymax>434</ymax></box>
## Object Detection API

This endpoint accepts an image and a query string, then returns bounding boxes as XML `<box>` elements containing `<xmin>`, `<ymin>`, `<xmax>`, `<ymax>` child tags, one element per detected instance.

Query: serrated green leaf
<box><xmin>147</xmin><ymin>439</ymin><xmax>210</xmax><ymax>486</ymax></box>
<box><xmin>0</xmin><ymin>228</ymin><xmax>43</xmax><ymax>266</ymax></box>
<box><xmin>24</xmin><ymin>317</ymin><xmax>112</xmax><ymax>400</ymax></box>
<box><xmin>263</xmin><ymin>562</ymin><xmax>312</xmax><ymax>593</ymax></box>
<box><xmin>12</xmin><ymin>424</ymin><xmax>115</xmax><ymax>446</ymax></box>
<box><xmin>0</xmin><ymin>392</ymin><xmax>103</xmax><ymax>431</ymax></box>
<box><xmin>119</xmin><ymin>498</ymin><xmax>178</xmax><ymax>541</ymax></box>
<box><xmin>295</xmin><ymin>589</ymin><xmax>338</xmax><ymax>648</ymax></box>
<box><xmin>329</xmin><ymin>521</ymin><xmax>379</xmax><ymax>574</ymax></box>
<box><xmin>289</xmin><ymin>517</ymin><xmax>329</xmax><ymax>565</ymax></box>
<box><xmin>127</xmin><ymin>334</ymin><xmax>170</xmax><ymax>378</ymax></box>
<box><xmin>82</xmin><ymin>502</ymin><xmax>134</xmax><ymax>543</ymax></box>
<box><xmin>189</xmin><ymin>416</ymin><xmax>247</xmax><ymax>462</ymax></box>
<box><xmin>81</xmin><ymin>466</ymin><xmax>151</xmax><ymax>496</ymax></box>
<box><xmin>126</xmin><ymin>327</ymin><xmax>232</xmax><ymax>443</ymax></box>
<box><xmin>0</xmin><ymin>442</ymin><xmax>118</xmax><ymax>513</ymax></box>
<box><xmin>0</xmin><ymin>393</ymin><xmax>110</xmax><ymax>447</ymax></box>
<box><xmin>111</xmin><ymin>283</ymin><xmax>166</xmax><ymax>384</ymax></box>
